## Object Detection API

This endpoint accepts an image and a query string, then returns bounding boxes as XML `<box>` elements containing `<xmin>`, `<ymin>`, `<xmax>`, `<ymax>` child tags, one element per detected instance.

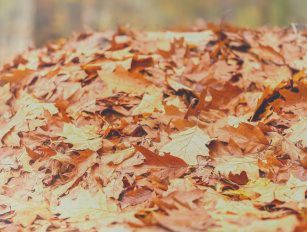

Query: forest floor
<box><xmin>0</xmin><ymin>23</ymin><xmax>306</xmax><ymax>231</ymax></box>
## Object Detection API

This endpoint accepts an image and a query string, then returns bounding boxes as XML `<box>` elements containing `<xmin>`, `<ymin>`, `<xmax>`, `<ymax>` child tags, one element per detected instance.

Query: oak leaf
<box><xmin>134</xmin><ymin>145</ymin><xmax>188</xmax><ymax>167</ymax></box>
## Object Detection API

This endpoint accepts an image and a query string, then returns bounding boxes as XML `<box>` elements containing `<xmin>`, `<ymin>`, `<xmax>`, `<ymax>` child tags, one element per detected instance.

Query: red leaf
<box><xmin>229</xmin><ymin>171</ymin><xmax>249</xmax><ymax>185</ymax></box>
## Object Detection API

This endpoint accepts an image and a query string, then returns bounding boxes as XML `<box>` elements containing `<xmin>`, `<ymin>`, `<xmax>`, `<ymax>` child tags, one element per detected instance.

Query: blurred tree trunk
<box><xmin>0</xmin><ymin>0</ymin><xmax>34</xmax><ymax>64</ymax></box>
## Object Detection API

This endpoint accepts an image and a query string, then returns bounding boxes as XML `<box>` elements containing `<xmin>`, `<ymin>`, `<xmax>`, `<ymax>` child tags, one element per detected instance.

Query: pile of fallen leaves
<box><xmin>0</xmin><ymin>23</ymin><xmax>306</xmax><ymax>231</ymax></box>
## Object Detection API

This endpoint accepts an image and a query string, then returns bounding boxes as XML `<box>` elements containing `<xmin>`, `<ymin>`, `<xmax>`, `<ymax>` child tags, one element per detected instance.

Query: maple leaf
<box><xmin>57</xmin><ymin>123</ymin><xmax>102</xmax><ymax>151</ymax></box>
<box><xmin>98</xmin><ymin>67</ymin><xmax>155</xmax><ymax>97</ymax></box>
<box><xmin>218</xmin><ymin>122</ymin><xmax>269</xmax><ymax>153</ymax></box>
<box><xmin>263</xmin><ymin>66</ymin><xmax>291</xmax><ymax>89</ymax></box>
<box><xmin>52</xmin><ymin>186</ymin><xmax>116</xmax><ymax>221</ymax></box>
<box><xmin>132</xmin><ymin>91</ymin><xmax>165</xmax><ymax>115</ymax></box>
<box><xmin>161</xmin><ymin>126</ymin><xmax>211</xmax><ymax>165</ymax></box>
<box><xmin>0</xmin><ymin>24</ymin><xmax>306</xmax><ymax>231</ymax></box>
<box><xmin>0</xmin><ymin>93</ymin><xmax>58</xmax><ymax>144</ymax></box>
<box><xmin>225</xmin><ymin>175</ymin><xmax>306</xmax><ymax>203</ymax></box>
<box><xmin>0</xmin><ymin>195</ymin><xmax>52</xmax><ymax>227</ymax></box>
<box><xmin>214</xmin><ymin>156</ymin><xmax>259</xmax><ymax>184</ymax></box>
<box><xmin>285</xmin><ymin>117</ymin><xmax>307</xmax><ymax>148</ymax></box>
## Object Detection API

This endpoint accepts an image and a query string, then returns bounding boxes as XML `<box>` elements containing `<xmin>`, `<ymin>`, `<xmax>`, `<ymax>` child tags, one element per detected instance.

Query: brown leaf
<box><xmin>134</xmin><ymin>145</ymin><xmax>188</xmax><ymax>168</ymax></box>
<box><xmin>121</xmin><ymin>187</ymin><xmax>153</xmax><ymax>208</ymax></box>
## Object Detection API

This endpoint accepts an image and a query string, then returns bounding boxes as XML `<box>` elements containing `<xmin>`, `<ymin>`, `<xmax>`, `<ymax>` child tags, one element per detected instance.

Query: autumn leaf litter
<box><xmin>0</xmin><ymin>24</ymin><xmax>306</xmax><ymax>231</ymax></box>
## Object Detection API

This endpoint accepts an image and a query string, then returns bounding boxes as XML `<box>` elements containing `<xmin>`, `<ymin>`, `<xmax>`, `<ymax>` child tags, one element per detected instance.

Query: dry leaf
<box><xmin>0</xmin><ymin>93</ymin><xmax>58</xmax><ymax>143</ymax></box>
<box><xmin>57</xmin><ymin>123</ymin><xmax>102</xmax><ymax>151</ymax></box>
<box><xmin>161</xmin><ymin>126</ymin><xmax>211</xmax><ymax>165</ymax></box>
<box><xmin>215</xmin><ymin>156</ymin><xmax>259</xmax><ymax>183</ymax></box>
<box><xmin>132</xmin><ymin>90</ymin><xmax>164</xmax><ymax>115</ymax></box>
<box><xmin>286</xmin><ymin>117</ymin><xmax>307</xmax><ymax>148</ymax></box>
<box><xmin>0</xmin><ymin>24</ymin><xmax>306</xmax><ymax>231</ymax></box>
<box><xmin>0</xmin><ymin>195</ymin><xmax>52</xmax><ymax>227</ymax></box>
<box><xmin>134</xmin><ymin>145</ymin><xmax>188</xmax><ymax>168</ymax></box>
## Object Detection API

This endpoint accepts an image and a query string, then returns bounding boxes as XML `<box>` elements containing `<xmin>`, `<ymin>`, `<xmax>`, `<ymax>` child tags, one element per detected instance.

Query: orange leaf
<box><xmin>134</xmin><ymin>145</ymin><xmax>188</xmax><ymax>168</ymax></box>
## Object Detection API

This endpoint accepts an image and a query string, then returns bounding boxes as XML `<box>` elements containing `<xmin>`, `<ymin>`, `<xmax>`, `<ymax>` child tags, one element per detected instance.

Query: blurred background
<box><xmin>0</xmin><ymin>0</ymin><xmax>306</xmax><ymax>64</ymax></box>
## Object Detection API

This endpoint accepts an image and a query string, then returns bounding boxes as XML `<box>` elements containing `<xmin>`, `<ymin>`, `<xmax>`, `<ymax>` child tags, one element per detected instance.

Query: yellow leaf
<box><xmin>227</xmin><ymin>115</ymin><xmax>249</xmax><ymax>128</ymax></box>
<box><xmin>58</xmin><ymin>123</ymin><xmax>102</xmax><ymax>151</ymax></box>
<box><xmin>0</xmin><ymin>195</ymin><xmax>51</xmax><ymax>227</ymax></box>
<box><xmin>105</xmin><ymin>47</ymin><xmax>133</xmax><ymax>60</ymax></box>
<box><xmin>98</xmin><ymin>68</ymin><xmax>155</xmax><ymax>97</ymax></box>
<box><xmin>161</xmin><ymin>126</ymin><xmax>211</xmax><ymax>165</ymax></box>
<box><xmin>146</xmin><ymin>31</ymin><xmax>214</xmax><ymax>46</ymax></box>
<box><xmin>275</xmin><ymin>175</ymin><xmax>307</xmax><ymax>203</ymax></box>
<box><xmin>100</xmin><ymin>59</ymin><xmax>132</xmax><ymax>74</ymax></box>
<box><xmin>52</xmin><ymin>187</ymin><xmax>136</xmax><ymax>230</ymax></box>
<box><xmin>17</xmin><ymin>149</ymin><xmax>33</xmax><ymax>173</ymax></box>
<box><xmin>225</xmin><ymin>176</ymin><xmax>306</xmax><ymax>203</ymax></box>
<box><xmin>263</xmin><ymin>66</ymin><xmax>291</xmax><ymax>89</ymax></box>
<box><xmin>0</xmin><ymin>93</ymin><xmax>58</xmax><ymax>143</ymax></box>
<box><xmin>52</xmin><ymin>187</ymin><xmax>116</xmax><ymax>221</ymax></box>
<box><xmin>50</xmin><ymin>152</ymin><xmax>97</xmax><ymax>200</ymax></box>
<box><xmin>286</xmin><ymin>117</ymin><xmax>307</xmax><ymax>147</ymax></box>
<box><xmin>132</xmin><ymin>91</ymin><xmax>164</xmax><ymax>115</ymax></box>
<box><xmin>166</xmin><ymin>77</ymin><xmax>192</xmax><ymax>92</ymax></box>
<box><xmin>165</xmin><ymin>96</ymin><xmax>186</xmax><ymax>112</ymax></box>
<box><xmin>247</xmin><ymin>215</ymin><xmax>298</xmax><ymax>232</ymax></box>
<box><xmin>103</xmin><ymin>147</ymin><xmax>135</xmax><ymax>165</ymax></box>
<box><xmin>215</xmin><ymin>156</ymin><xmax>259</xmax><ymax>180</ymax></box>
